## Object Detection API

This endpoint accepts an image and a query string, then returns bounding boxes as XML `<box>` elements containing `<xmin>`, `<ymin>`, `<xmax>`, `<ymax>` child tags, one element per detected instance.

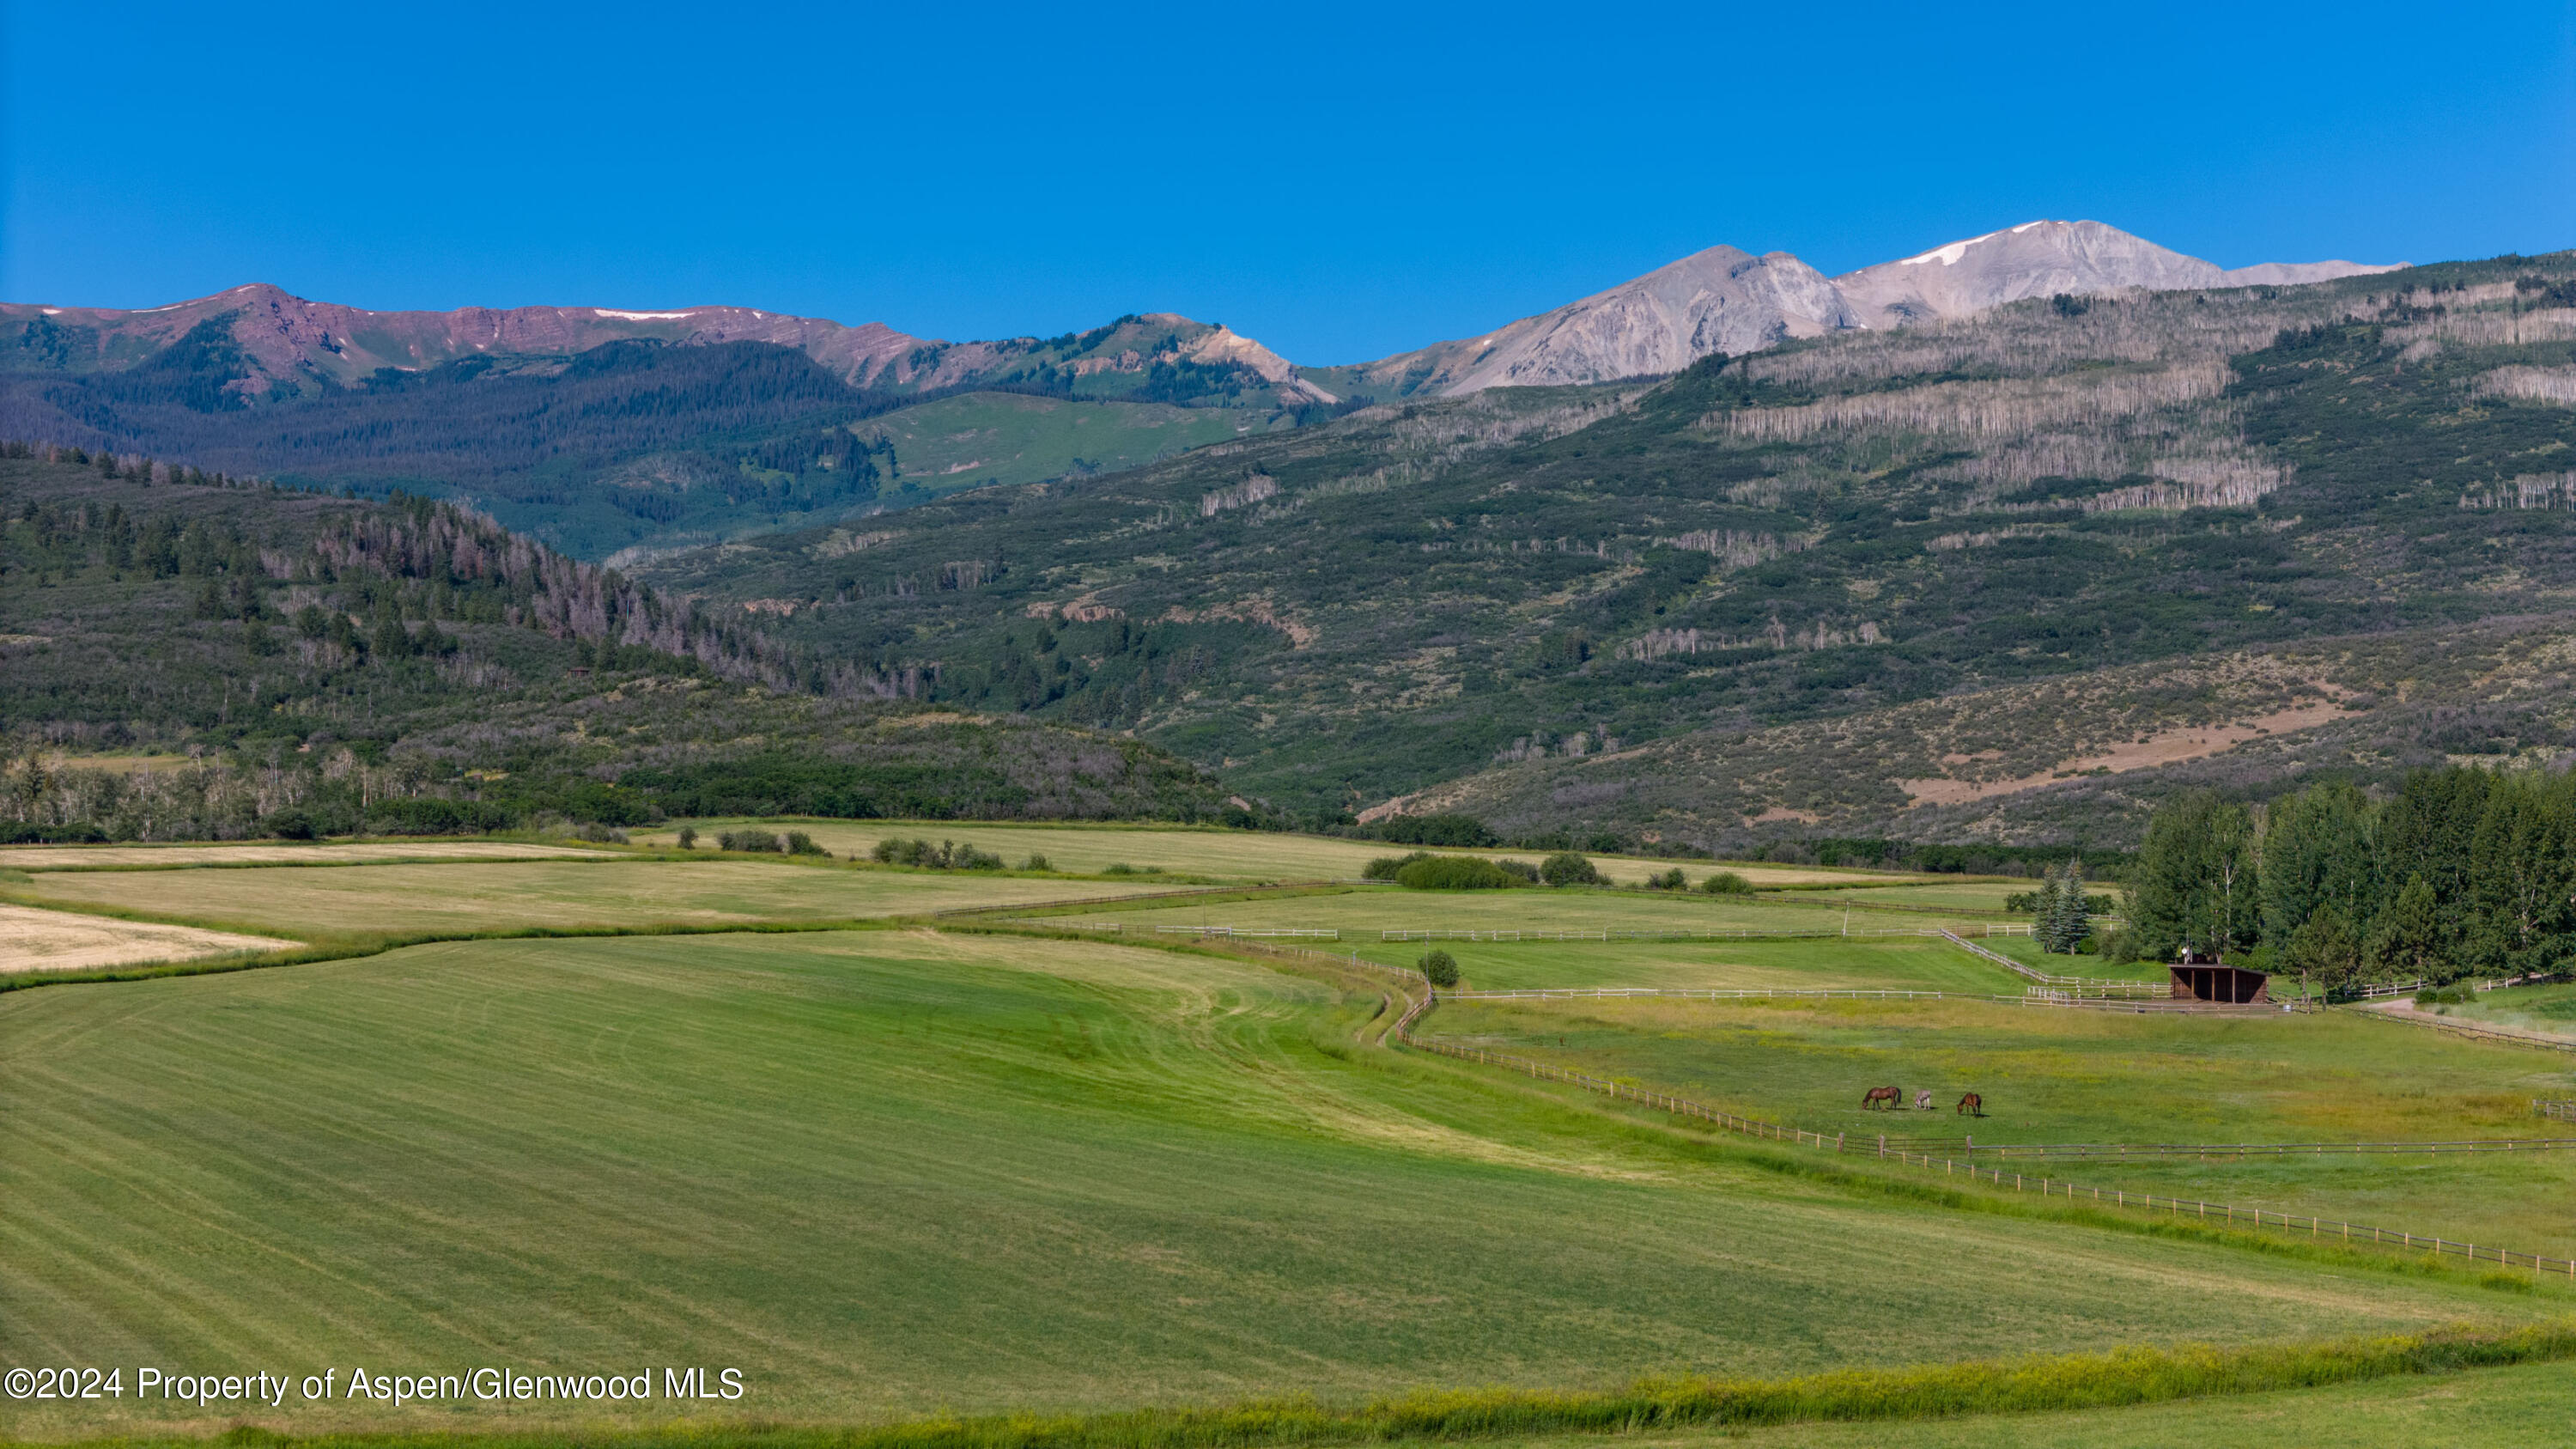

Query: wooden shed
<box><xmin>2170</xmin><ymin>949</ymin><xmax>2269</xmax><ymax>1004</ymax></box>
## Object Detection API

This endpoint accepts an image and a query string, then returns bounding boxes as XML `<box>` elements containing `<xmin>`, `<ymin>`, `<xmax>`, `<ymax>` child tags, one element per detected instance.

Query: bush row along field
<box><xmin>1416</xmin><ymin>991</ymin><xmax>2576</xmax><ymax>1259</ymax></box>
<box><xmin>627</xmin><ymin>818</ymin><xmax>1963</xmax><ymax>889</ymax></box>
<box><xmin>0</xmin><ymin>927</ymin><xmax>2555</xmax><ymax>1439</ymax></box>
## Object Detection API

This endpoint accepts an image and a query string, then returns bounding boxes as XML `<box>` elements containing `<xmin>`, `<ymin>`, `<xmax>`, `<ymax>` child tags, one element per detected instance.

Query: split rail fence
<box><xmin>1938</xmin><ymin>930</ymin><xmax>2164</xmax><ymax>995</ymax></box>
<box><xmin>1437</xmin><ymin>985</ymin><xmax>2188</xmax><ymax>1012</ymax></box>
<box><xmin>2354</xmin><ymin>1008</ymin><xmax>2576</xmax><ymax>1055</ymax></box>
<box><xmin>1390</xmin><ymin>988</ymin><xmax>2576</xmax><ymax>1280</ymax></box>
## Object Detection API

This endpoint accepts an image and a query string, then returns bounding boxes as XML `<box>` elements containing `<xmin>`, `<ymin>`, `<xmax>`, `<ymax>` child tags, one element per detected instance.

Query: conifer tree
<box><xmin>2366</xmin><ymin>874</ymin><xmax>2442</xmax><ymax>983</ymax></box>
<box><xmin>2049</xmin><ymin>859</ymin><xmax>2093</xmax><ymax>954</ymax></box>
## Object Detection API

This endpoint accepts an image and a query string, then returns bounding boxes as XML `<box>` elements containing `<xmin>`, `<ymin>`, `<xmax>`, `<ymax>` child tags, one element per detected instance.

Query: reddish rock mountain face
<box><xmin>6</xmin><ymin>221</ymin><xmax>2401</xmax><ymax>405</ymax></box>
<box><xmin>0</xmin><ymin>283</ymin><xmax>1002</xmax><ymax>398</ymax></box>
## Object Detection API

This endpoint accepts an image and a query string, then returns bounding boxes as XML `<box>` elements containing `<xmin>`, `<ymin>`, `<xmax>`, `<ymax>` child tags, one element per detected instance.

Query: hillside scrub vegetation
<box><xmin>623</xmin><ymin>256</ymin><xmax>2576</xmax><ymax>843</ymax></box>
<box><xmin>0</xmin><ymin>450</ymin><xmax>1232</xmax><ymax>841</ymax></box>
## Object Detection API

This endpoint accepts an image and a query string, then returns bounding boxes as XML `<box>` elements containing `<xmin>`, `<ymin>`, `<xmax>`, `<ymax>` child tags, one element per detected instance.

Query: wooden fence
<box><xmin>1959</xmin><ymin>1136</ymin><xmax>2576</xmax><ymax>1160</ymax></box>
<box><xmin>1391</xmin><ymin>991</ymin><xmax>2576</xmax><ymax>1280</ymax></box>
<box><xmin>1938</xmin><ymin>930</ymin><xmax>2164</xmax><ymax>995</ymax></box>
<box><xmin>2353</xmin><ymin>1008</ymin><xmax>2576</xmax><ymax>1054</ymax></box>
<box><xmin>2538</xmin><ymin>1100</ymin><xmax>2576</xmax><ymax>1121</ymax></box>
<box><xmin>936</xmin><ymin>881</ymin><xmax>1347</xmax><ymax>919</ymax></box>
<box><xmin>1151</xmin><ymin>926</ymin><xmax>1342</xmax><ymax>940</ymax></box>
<box><xmin>1380</xmin><ymin>923</ymin><xmax>2037</xmax><ymax>943</ymax></box>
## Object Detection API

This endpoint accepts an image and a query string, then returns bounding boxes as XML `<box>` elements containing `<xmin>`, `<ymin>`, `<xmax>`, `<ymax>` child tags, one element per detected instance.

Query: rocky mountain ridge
<box><xmin>1329</xmin><ymin>220</ymin><xmax>2402</xmax><ymax>397</ymax></box>
<box><xmin>9</xmin><ymin>221</ymin><xmax>2397</xmax><ymax>408</ymax></box>
<box><xmin>0</xmin><ymin>286</ymin><xmax>1326</xmax><ymax>405</ymax></box>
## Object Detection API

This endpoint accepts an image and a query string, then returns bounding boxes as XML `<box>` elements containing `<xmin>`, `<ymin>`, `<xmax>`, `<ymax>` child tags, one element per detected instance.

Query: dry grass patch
<box><xmin>13</xmin><ymin>859</ymin><xmax>1160</xmax><ymax>937</ymax></box>
<box><xmin>0</xmin><ymin>841</ymin><xmax>621</xmax><ymax>869</ymax></box>
<box><xmin>0</xmin><ymin>902</ymin><xmax>295</xmax><ymax>973</ymax></box>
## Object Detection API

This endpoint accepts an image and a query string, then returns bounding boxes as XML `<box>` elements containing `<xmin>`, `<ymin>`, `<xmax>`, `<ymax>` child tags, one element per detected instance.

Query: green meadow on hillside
<box><xmin>0</xmin><ymin>928</ymin><xmax>2554</xmax><ymax>1440</ymax></box>
<box><xmin>866</xmin><ymin>391</ymin><xmax>1289</xmax><ymax>499</ymax></box>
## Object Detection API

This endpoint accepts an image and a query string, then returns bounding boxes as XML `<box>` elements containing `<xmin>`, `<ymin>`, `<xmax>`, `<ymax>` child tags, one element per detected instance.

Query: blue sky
<box><xmin>5</xmin><ymin>0</ymin><xmax>2572</xmax><ymax>364</ymax></box>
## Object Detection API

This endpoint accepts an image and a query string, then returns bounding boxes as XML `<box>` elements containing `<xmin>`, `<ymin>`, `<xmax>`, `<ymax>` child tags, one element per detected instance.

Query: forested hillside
<box><xmin>629</xmin><ymin>255</ymin><xmax>2576</xmax><ymax>845</ymax></box>
<box><xmin>0</xmin><ymin>449</ymin><xmax>1227</xmax><ymax>841</ymax></box>
<box><xmin>0</xmin><ymin>309</ymin><xmax>1337</xmax><ymax>559</ymax></box>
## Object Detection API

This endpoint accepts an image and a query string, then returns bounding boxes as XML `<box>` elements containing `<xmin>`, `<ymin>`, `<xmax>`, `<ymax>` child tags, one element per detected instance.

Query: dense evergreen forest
<box><xmin>2125</xmin><ymin>768</ymin><xmax>2576</xmax><ymax>989</ymax></box>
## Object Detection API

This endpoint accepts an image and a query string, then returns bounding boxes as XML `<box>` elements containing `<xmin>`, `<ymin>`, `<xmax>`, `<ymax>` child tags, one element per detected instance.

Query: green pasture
<box><xmin>1971</xmin><ymin>934</ymin><xmax>2172</xmax><ymax>983</ymax></box>
<box><xmin>1018</xmin><ymin>886</ymin><xmax>2011</xmax><ymax>941</ymax></box>
<box><xmin>7</xmin><ymin>858</ymin><xmax>1147</xmax><ymax>939</ymax></box>
<box><xmin>1419</xmin><ymin>992</ymin><xmax>2576</xmax><ymax>1257</ymax></box>
<box><xmin>1789</xmin><ymin>880</ymin><xmax>2067</xmax><ymax>911</ymax></box>
<box><xmin>2422</xmin><ymin>981</ymin><xmax>2576</xmax><ymax>1039</ymax></box>
<box><xmin>629</xmin><ymin>819</ymin><xmax>1951</xmax><ymax>890</ymax></box>
<box><xmin>1348</xmin><ymin>935</ymin><xmax>2037</xmax><ymax>995</ymax></box>
<box><xmin>0</xmin><ymin>928</ymin><xmax>2544</xmax><ymax>1436</ymax></box>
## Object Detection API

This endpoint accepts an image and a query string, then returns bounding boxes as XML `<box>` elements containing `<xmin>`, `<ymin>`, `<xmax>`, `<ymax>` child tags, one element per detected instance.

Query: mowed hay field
<box><xmin>1419</xmin><ymin>993</ymin><xmax>2576</xmax><ymax>1258</ymax></box>
<box><xmin>9</xmin><ymin>858</ymin><xmax>1157</xmax><ymax>937</ymax></box>
<box><xmin>0</xmin><ymin>928</ymin><xmax>2547</xmax><ymax>1435</ymax></box>
<box><xmin>1344</xmin><ymin>935</ymin><xmax>2041</xmax><ymax>994</ymax></box>
<box><xmin>630</xmin><ymin>819</ymin><xmax>1948</xmax><ymax>889</ymax></box>
<box><xmin>0</xmin><ymin>841</ymin><xmax>623</xmax><ymax>869</ymax></box>
<box><xmin>1023</xmin><ymin>886</ymin><xmax>2017</xmax><ymax>941</ymax></box>
<box><xmin>0</xmin><ymin>903</ymin><xmax>296</xmax><ymax>973</ymax></box>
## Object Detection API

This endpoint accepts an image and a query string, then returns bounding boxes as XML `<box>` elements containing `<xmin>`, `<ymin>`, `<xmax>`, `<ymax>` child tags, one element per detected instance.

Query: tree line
<box><xmin>2123</xmin><ymin>768</ymin><xmax>2574</xmax><ymax>989</ymax></box>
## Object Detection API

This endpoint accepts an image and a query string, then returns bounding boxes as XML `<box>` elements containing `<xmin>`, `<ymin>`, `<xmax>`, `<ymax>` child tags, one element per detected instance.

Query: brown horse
<box><xmin>1957</xmin><ymin>1092</ymin><xmax>1984</xmax><ymax>1117</ymax></box>
<box><xmin>1862</xmin><ymin>1085</ymin><xmax>1902</xmax><ymax>1110</ymax></box>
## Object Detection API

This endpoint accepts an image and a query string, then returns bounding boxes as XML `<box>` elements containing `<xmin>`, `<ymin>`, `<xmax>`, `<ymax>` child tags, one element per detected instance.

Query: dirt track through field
<box><xmin>0</xmin><ymin>903</ymin><xmax>296</xmax><ymax>972</ymax></box>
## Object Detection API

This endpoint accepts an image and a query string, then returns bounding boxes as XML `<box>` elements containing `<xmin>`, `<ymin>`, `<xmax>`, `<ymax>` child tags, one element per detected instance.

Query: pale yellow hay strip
<box><xmin>0</xmin><ymin>842</ymin><xmax>620</xmax><ymax>869</ymax></box>
<box><xmin>0</xmin><ymin>904</ymin><xmax>297</xmax><ymax>973</ymax></box>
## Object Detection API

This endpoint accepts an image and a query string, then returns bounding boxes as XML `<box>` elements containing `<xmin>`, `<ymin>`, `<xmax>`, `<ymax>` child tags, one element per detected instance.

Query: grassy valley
<box><xmin>5</xmin><ymin>821</ymin><xmax>2575</xmax><ymax>1444</ymax></box>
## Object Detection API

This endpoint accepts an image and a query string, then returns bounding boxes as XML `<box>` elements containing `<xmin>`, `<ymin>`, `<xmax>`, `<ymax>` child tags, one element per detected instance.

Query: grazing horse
<box><xmin>1957</xmin><ymin>1092</ymin><xmax>1984</xmax><ymax>1117</ymax></box>
<box><xmin>1915</xmin><ymin>1089</ymin><xmax>1934</xmax><ymax>1111</ymax></box>
<box><xmin>1862</xmin><ymin>1085</ymin><xmax>1902</xmax><ymax>1110</ymax></box>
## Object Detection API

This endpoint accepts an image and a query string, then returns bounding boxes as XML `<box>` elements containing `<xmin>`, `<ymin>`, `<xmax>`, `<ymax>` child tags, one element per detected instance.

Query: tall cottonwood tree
<box><xmin>2259</xmin><ymin>781</ymin><xmax>2378</xmax><ymax>947</ymax></box>
<box><xmin>2127</xmin><ymin>790</ymin><xmax>2261</xmax><ymax>960</ymax></box>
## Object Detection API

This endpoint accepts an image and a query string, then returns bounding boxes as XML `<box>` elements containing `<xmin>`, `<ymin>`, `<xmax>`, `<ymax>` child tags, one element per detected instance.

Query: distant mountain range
<box><xmin>0</xmin><ymin>284</ymin><xmax>1329</xmax><ymax>405</ymax></box>
<box><xmin>1321</xmin><ymin>221</ymin><xmax>2400</xmax><ymax>395</ymax></box>
<box><xmin>4</xmin><ymin>220</ymin><xmax>2397</xmax><ymax>406</ymax></box>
